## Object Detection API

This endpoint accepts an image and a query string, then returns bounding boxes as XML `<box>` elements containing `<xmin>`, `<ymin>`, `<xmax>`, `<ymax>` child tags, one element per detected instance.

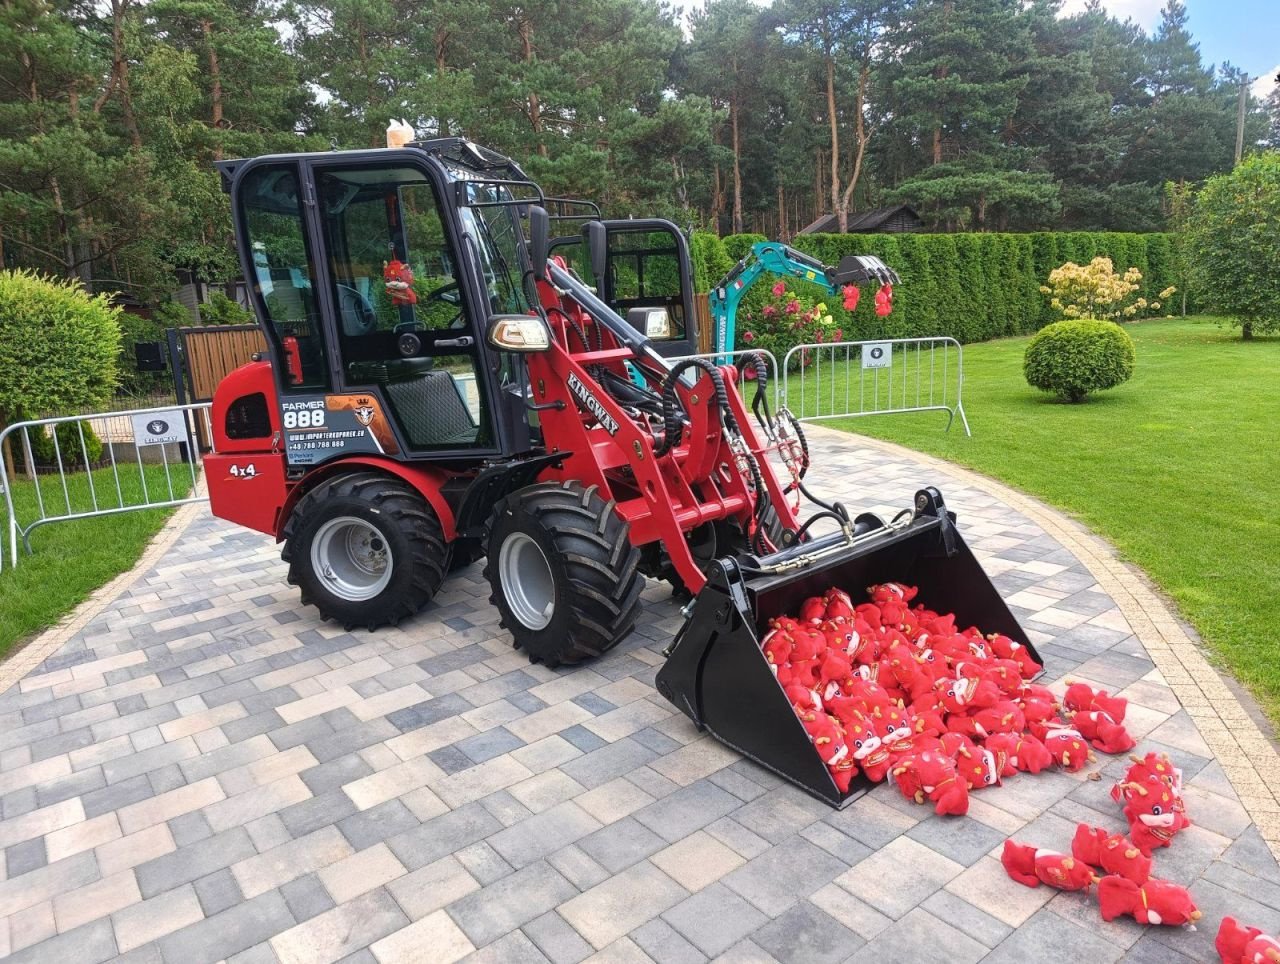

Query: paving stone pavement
<box><xmin>2</xmin><ymin>425</ymin><xmax>1276</xmax><ymax>963</ymax></box>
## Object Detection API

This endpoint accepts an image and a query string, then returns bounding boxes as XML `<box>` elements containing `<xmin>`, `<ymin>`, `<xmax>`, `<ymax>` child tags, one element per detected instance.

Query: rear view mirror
<box><xmin>528</xmin><ymin>205</ymin><xmax>550</xmax><ymax>280</ymax></box>
<box><xmin>585</xmin><ymin>221</ymin><xmax>608</xmax><ymax>283</ymax></box>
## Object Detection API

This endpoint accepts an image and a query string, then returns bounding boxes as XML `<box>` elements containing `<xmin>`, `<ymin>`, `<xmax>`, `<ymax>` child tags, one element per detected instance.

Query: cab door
<box><xmin>306</xmin><ymin>157</ymin><xmax>507</xmax><ymax>459</ymax></box>
<box><xmin>552</xmin><ymin>219</ymin><xmax>699</xmax><ymax>357</ymax></box>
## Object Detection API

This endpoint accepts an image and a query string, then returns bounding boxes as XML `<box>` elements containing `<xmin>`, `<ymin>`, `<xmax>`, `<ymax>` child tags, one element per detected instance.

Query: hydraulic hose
<box><xmin>654</xmin><ymin>357</ymin><xmax>736</xmax><ymax>456</ymax></box>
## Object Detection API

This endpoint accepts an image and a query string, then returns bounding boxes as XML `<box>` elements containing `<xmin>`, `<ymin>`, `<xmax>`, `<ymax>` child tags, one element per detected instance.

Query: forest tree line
<box><xmin>2</xmin><ymin>0</ymin><xmax>1277</xmax><ymax>300</ymax></box>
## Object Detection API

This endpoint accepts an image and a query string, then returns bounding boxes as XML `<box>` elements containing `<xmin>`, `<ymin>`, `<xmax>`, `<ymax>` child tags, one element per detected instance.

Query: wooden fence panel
<box><xmin>182</xmin><ymin>327</ymin><xmax>268</xmax><ymax>402</ymax></box>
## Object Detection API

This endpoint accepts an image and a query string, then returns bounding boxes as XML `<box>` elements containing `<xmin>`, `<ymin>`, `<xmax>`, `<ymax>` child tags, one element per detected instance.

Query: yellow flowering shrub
<box><xmin>1037</xmin><ymin>258</ymin><xmax>1173</xmax><ymax>322</ymax></box>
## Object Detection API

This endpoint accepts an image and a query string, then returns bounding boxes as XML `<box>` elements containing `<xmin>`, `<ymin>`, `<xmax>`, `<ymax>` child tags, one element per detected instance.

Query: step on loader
<box><xmin>206</xmin><ymin>135</ymin><xmax>1036</xmax><ymax>806</ymax></box>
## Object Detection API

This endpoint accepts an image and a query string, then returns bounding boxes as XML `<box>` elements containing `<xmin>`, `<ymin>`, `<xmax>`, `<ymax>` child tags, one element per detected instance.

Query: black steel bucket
<box><xmin>654</xmin><ymin>488</ymin><xmax>1039</xmax><ymax>808</ymax></box>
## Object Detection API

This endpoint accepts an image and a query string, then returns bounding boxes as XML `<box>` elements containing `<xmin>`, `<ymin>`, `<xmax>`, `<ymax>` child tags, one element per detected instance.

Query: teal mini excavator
<box><xmin>710</xmin><ymin>241</ymin><xmax>899</xmax><ymax>355</ymax></box>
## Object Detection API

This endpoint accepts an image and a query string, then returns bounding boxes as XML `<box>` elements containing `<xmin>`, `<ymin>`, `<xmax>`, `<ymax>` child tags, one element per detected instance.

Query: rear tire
<box><xmin>282</xmin><ymin>472</ymin><xmax>450</xmax><ymax>630</ymax></box>
<box><xmin>485</xmin><ymin>481</ymin><xmax>643</xmax><ymax>667</ymax></box>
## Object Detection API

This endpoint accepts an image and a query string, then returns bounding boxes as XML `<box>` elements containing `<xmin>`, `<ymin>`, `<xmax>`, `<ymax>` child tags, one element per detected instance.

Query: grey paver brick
<box><xmin>459</xmin><ymin>929</ymin><xmax>551</xmax><ymax>964</ymax></box>
<box><xmin>457</xmin><ymin>726</ymin><xmax>525</xmax><ymax>764</ymax></box>
<box><xmin>280</xmin><ymin>872</ymin><xmax>336</xmax><ymax>922</ymax></box>
<box><xmin>5</xmin><ymin>918</ymin><xmax>117</xmax><ymax>964</ymax></box>
<box><xmin>385</xmin><ymin>801</ymin><xmax>503</xmax><ymax>870</ymax></box>
<box><xmin>558</xmin><ymin>861</ymin><xmax>688</xmax><ymax>950</ymax></box>
<box><xmin>748</xmin><ymin>900</ymin><xmax>862</xmax><ymax>964</ymax></box>
<box><xmin>547</xmin><ymin>843</ymin><xmax>610</xmax><ymax>891</ymax></box>
<box><xmin>662</xmin><ymin>882</ymin><xmax>768</xmax><ymax>958</ymax></box>
<box><xmin>279</xmin><ymin>788</ymin><xmax>359</xmax><ymax>839</ymax></box>
<box><xmin>135</xmin><ymin>826</ymin><xmax>257</xmax><ymax>898</ymax></box>
<box><xmin>170</xmin><ymin>809</ymin><xmax>215</xmax><ymax>846</ymax></box>
<box><xmin>455</xmin><ymin>841</ymin><xmax>515</xmax><ymax>886</ymax></box>
<box><xmin>558</xmin><ymin>724</ymin><xmax>606</xmax><ymax>753</ymax></box>
<box><xmin>577</xmin><ymin>815</ymin><xmax>667</xmax><ymax>873</ymax></box>
<box><xmin>335</xmin><ymin>797</ymin><xmax>423</xmax><ymax>850</ymax></box>
<box><xmin>81</xmin><ymin>772</ymin><xmax>156</xmax><ymax>818</ymax></box>
<box><xmin>299</xmin><ymin>752</ymin><xmax>373</xmax><ymax>795</ymax></box>
<box><xmin>980</xmin><ymin>907</ymin><xmax>1123</xmax><ymax>964</ymax></box>
<box><xmin>905</xmin><ymin>814</ymin><xmax>1009</xmax><ymax>868</ymax></box>
<box><xmin>921</xmin><ymin>889</ymin><xmax>1013</xmax><ymax>949</ymax></box>
<box><xmin>846</xmin><ymin>907</ymin><xmax>988</xmax><ymax>964</ymax></box>
<box><xmin>159</xmin><ymin>889</ymin><xmax>298</xmax><ymax>964</ymax></box>
<box><xmin>632</xmin><ymin>779</ymin><xmax>741</xmax><ymax>843</ymax></box>
<box><xmin>6</xmin><ymin>835</ymin><xmax>47</xmax><ymax>876</ymax></box>
<box><xmin>196</xmin><ymin>867</ymin><xmax>246</xmax><ymax>916</ymax></box>
<box><xmin>446</xmin><ymin>861</ymin><xmax>578</xmax><ymax>946</ymax></box>
<box><xmin>630</xmin><ymin>919</ymin><xmax>708</xmax><ymax>964</ymax></box>
<box><xmin>0</xmin><ymin>849</ymin><xmax>99</xmax><ymax>917</ymax></box>
<box><xmin>522</xmin><ymin>911</ymin><xmax>594</xmax><ymax>964</ymax></box>
<box><xmin>488</xmin><ymin>801</ymin><xmax>603</xmax><ymax>868</ymax></box>
<box><xmin>723</xmin><ymin>838</ymin><xmax>850</xmax><ymax>918</ymax></box>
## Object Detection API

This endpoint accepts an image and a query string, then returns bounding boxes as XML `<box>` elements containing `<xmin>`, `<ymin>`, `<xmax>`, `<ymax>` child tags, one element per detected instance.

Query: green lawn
<box><xmin>0</xmin><ymin>461</ymin><xmax>189</xmax><ymax>659</ymax></box>
<box><xmin>816</xmin><ymin>317</ymin><xmax>1280</xmax><ymax>722</ymax></box>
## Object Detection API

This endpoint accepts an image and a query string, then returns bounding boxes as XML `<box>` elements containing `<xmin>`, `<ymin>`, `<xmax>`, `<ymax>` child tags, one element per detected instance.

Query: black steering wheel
<box><xmin>422</xmin><ymin>280</ymin><xmax>460</xmax><ymax>305</ymax></box>
<box><xmin>335</xmin><ymin>284</ymin><xmax>378</xmax><ymax>336</ymax></box>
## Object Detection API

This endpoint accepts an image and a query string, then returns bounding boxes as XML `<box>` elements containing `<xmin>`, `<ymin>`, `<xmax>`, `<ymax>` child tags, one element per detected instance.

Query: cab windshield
<box><xmin>459</xmin><ymin>182</ymin><xmax>531</xmax><ymax>317</ymax></box>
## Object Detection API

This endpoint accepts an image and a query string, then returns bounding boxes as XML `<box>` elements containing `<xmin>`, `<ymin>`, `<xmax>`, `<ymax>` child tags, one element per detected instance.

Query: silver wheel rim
<box><xmin>311</xmin><ymin>516</ymin><xmax>393</xmax><ymax>602</ymax></box>
<box><xmin>499</xmin><ymin>531</ymin><xmax>555</xmax><ymax>630</ymax></box>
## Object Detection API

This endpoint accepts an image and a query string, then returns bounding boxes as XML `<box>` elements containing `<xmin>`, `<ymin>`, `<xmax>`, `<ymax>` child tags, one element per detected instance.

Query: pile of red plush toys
<box><xmin>767</xmin><ymin>582</ymin><xmax>1280</xmax><ymax>953</ymax></box>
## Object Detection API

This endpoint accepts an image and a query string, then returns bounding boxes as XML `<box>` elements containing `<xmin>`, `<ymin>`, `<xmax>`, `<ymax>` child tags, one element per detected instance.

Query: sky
<box><xmin>1056</xmin><ymin>0</ymin><xmax>1279</xmax><ymax>98</ymax></box>
<box><xmin>674</xmin><ymin>0</ymin><xmax>1279</xmax><ymax>99</ymax></box>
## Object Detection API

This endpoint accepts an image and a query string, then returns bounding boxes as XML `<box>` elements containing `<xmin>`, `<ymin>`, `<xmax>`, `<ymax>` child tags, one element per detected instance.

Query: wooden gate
<box><xmin>169</xmin><ymin>325</ymin><xmax>268</xmax><ymax>404</ymax></box>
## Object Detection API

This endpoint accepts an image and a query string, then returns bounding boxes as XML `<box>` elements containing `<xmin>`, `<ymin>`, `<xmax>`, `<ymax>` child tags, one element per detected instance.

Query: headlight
<box><xmin>486</xmin><ymin>314</ymin><xmax>552</xmax><ymax>352</ymax></box>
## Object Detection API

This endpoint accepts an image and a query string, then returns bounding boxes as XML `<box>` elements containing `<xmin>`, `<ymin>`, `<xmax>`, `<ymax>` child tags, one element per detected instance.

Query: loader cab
<box><xmin>550</xmin><ymin>219</ymin><xmax>698</xmax><ymax>357</ymax></box>
<box><xmin>219</xmin><ymin>143</ymin><xmax>537</xmax><ymax>468</ymax></box>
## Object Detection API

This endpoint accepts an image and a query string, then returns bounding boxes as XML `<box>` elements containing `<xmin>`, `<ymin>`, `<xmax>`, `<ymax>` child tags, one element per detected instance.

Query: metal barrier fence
<box><xmin>0</xmin><ymin>402</ymin><xmax>213</xmax><ymax>571</ymax></box>
<box><xmin>782</xmin><ymin>337</ymin><xmax>970</xmax><ymax>435</ymax></box>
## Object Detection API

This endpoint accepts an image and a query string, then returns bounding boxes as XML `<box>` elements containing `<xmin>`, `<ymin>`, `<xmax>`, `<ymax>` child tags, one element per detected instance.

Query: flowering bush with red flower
<box><xmin>739</xmin><ymin>283</ymin><xmax>844</xmax><ymax>370</ymax></box>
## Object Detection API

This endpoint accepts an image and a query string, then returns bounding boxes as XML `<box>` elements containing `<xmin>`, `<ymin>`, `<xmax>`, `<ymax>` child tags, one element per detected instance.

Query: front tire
<box><xmin>282</xmin><ymin>472</ymin><xmax>450</xmax><ymax>630</ymax></box>
<box><xmin>485</xmin><ymin>481</ymin><xmax>643</xmax><ymax>667</ymax></box>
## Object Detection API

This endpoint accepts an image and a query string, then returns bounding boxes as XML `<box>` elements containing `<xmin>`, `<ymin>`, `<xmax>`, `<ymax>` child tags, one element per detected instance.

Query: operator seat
<box><xmin>348</xmin><ymin>358</ymin><xmax>478</xmax><ymax>448</ymax></box>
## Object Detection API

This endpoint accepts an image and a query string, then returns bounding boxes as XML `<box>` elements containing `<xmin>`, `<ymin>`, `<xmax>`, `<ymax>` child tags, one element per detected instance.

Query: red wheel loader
<box><xmin>206</xmin><ymin>138</ymin><xmax>1036</xmax><ymax>806</ymax></box>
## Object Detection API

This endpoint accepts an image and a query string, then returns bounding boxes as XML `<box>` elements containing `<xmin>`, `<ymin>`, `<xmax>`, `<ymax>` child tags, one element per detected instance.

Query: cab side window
<box><xmin>240</xmin><ymin>165</ymin><xmax>328</xmax><ymax>390</ymax></box>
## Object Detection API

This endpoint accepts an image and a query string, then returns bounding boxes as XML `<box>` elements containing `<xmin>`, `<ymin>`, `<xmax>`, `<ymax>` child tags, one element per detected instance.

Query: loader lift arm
<box><xmin>710</xmin><ymin>241</ymin><xmax>899</xmax><ymax>355</ymax></box>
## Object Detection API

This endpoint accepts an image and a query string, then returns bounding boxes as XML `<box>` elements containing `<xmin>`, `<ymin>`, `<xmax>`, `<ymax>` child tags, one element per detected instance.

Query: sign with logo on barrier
<box><xmin>861</xmin><ymin>342</ymin><xmax>892</xmax><ymax>369</ymax></box>
<box><xmin>131</xmin><ymin>410</ymin><xmax>186</xmax><ymax>446</ymax></box>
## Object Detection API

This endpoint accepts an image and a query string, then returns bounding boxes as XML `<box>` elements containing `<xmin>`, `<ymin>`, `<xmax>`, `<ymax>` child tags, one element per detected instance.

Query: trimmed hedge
<box><xmin>691</xmin><ymin>230</ymin><xmax>1187</xmax><ymax>348</ymax></box>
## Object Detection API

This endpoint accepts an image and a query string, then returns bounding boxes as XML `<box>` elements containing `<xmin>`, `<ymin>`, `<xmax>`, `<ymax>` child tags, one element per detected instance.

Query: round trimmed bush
<box><xmin>1023</xmin><ymin>319</ymin><xmax>1135</xmax><ymax>403</ymax></box>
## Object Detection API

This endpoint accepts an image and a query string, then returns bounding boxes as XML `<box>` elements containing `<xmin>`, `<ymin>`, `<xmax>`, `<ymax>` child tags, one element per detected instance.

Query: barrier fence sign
<box><xmin>861</xmin><ymin>342</ymin><xmax>892</xmax><ymax>369</ymax></box>
<box><xmin>131</xmin><ymin>410</ymin><xmax>186</xmax><ymax>447</ymax></box>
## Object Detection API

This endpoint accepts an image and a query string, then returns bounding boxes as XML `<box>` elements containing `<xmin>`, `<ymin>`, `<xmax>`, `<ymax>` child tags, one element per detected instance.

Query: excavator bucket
<box><xmin>654</xmin><ymin>488</ymin><xmax>1039</xmax><ymax>808</ymax></box>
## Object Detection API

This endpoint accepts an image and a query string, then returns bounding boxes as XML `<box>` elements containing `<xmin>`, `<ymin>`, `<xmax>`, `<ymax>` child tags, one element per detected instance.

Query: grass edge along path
<box><xmin>823</xmin><ymin>317</ymin><xmax>1280</xmax><ymax>725</ymax></box>
<box><xmin>0</xmin><ymin>462</ymin><xmax>192</xmax><ymax>661</ymax></box>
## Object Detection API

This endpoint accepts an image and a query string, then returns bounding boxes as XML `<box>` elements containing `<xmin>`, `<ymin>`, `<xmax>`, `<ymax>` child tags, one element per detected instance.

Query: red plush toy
<box><xmin>891</xmin><ymin>748</ymin><xmax>969</xmax><ymax>815</ymax></box>
<box><xmin>1063</xmin><ymin>681</ymin><xmax>1128</xmax><ymax>723</ymax></box>
<box><xmin>841</xmin><ymin>284</ymin><xmax>860</xmax><ymax>312</ymax></box>
<box><xmin>874</xmin><ymin>283</ymin><xmax>894</xmax><ymax>317</ymax></box>
<box><xmin>1071</xmin><ymin>709</ymin><xmax>1136</xmax><ymax>754</ymax></box>
<box><xmin>987</xmin><ymin>633</ymin><xmax>1042</xmax><ymax>678</ymax></box>
<box><xmin>936</xmin><ymin>674</ymin><xmax>1000</xmax><ymax>715</ymax></box>
<box><xmin>1216</xmin><ymin>917</ymin><xmax>1280</xmax><ymax>963</ymax></box>
<box><xmin>1114</xmin><ymin>751</ymin><xmax>1185</xmax><ymax>804</ymax></box>
<box><xmin>839</xmin><ymin>710</ymin><xmax>892</xmax><ymax>783</ymax></box>
<box><xmin>383</xmin><ymin>259</ymin><xmax>417</xmax><ymax>306</ymax></box>
<box><xmin>1114</xmin><ymin>773</ymin><xmax>1192</xmax><ymax>856</ymax></box>
<box><xmin>1030</xmin><ymin>720</ymin><xmax>1094</xmax><ymax>771</ymax></box>
<box><xmin>1001</xmin><ymin>841</ymin><xmax>1098</xmax><ymax>891</ymax></box>
<box><xmin>941</xmin><ymin>732</ymin><xmax>1006</xmax><ymax>789</ymax></box>
<box><xmin>1097</xmin><ymin>875</ymin><xmax>1202</xmax><ymax>927</ymax></box>
<box><xmin>983</xmin><ymin>731</ymin><xmax>1053</xmax><ymax>775</ymax></box>
<box><xmin>1070</xmin><ymin>824</ymin><xmax>1152</xmax><ymax>885</ymax></box>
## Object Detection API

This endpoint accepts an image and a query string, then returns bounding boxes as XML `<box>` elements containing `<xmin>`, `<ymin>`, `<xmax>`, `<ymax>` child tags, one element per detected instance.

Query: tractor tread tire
<box><xmin>282</xmin><ymin>471</ymin><xmax>449</xmax><ymax>630</ymax></box>
<box><xmin>484</xmin><ymin>481</ymin><xmax>643</xmax><ymax>668</ymax></box>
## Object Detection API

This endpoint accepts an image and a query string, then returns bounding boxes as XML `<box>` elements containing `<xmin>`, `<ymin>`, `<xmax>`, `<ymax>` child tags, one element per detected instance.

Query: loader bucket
<box><xmin>654</xmin><ymin>488</ymin><xmax>1039</xmax><ymax>808</ymax></box>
